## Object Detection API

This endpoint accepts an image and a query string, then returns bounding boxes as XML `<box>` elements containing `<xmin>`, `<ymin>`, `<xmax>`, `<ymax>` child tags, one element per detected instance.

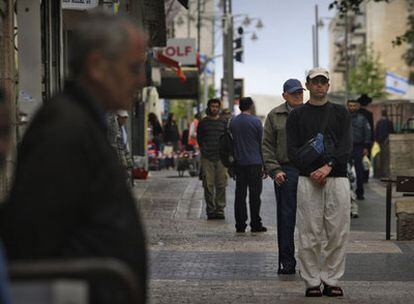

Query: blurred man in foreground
<box><xmin>0</xmin><ymin>13</ymin><xmax>147</xmax><ymax>304</ymax></box>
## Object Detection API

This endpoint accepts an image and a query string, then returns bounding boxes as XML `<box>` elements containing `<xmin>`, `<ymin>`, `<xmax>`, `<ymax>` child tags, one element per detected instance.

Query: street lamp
<box><xmin>242</xmin><ymin>16</ymin><xmax>264</xmax><ymax>30</ymax></box>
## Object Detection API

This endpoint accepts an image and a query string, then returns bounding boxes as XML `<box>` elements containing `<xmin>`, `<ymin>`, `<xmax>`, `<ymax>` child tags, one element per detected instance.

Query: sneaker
<box><xmin>357</xmin><ymin>196</ymin><xmax>365</xmax><ymax>200</ymax></box>
<box><xmin>236</xmin><ymin>228</ymin><xmax>245</xmax><ymax>233</ymax></box>
<box><xmin>351</xmin><ymin>213</ymin><xmax>359</xmax><ymax>218</ymax></box>
<box><xmin>215</xmin><ymin>214</ymin><xmax>225</xmax><ymax>220</ymax></box>
<box><xmin>251</xmin><ymin>226</ymin><xmax>267</xmax><ymax>233</ymax></box>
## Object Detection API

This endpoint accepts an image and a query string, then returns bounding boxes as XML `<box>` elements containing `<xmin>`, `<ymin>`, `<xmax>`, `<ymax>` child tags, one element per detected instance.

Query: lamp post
<box><xmin>315</xmin><ymin>5</ymin><xmax>319</xmax><ymax>67</ymax></box>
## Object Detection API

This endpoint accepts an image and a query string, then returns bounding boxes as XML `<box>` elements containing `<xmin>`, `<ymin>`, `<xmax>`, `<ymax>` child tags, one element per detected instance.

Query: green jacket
<box><xmin>262</xmin><ymin>102</ymin><xmax>291</xmax><ymax>178</ymax></box>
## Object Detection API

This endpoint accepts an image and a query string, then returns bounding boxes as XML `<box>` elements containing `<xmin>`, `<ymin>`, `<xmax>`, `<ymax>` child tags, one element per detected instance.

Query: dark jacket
<box><xmin>0</xmin><ymin>82</ymin><xmax>146</xmax><ymax>303</ymax></box>
<box><xmin>358</xmin><ymin>108</ymin><xmax>374</xmax><ymax>142</ymax></box>
<box><xmin>197</xmin><ymin>116</ymin><xmax>227</xmax><ymax>161</ymax></box>
<box><xmin>351</xmin><ymin>112</ymin><xmax>371</xmax><ymax>147</ymax></box>
<box><xmin>375</xmin><ymin>117</ymin><xmax>394</xmax><ymax>144</ymax></box>
<box><xmin>164</xmin><ymin>121</ymin><xmax>179</xmax><ymax>143</ymax></box>
<box><xmin>286</xmin><ymin>101</ymin><xmax>352</xmax><ymax>177</ymax></box>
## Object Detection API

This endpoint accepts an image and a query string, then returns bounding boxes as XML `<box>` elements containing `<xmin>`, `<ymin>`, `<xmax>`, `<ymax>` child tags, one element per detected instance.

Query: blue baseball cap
<box><xmin>283</xmin><ymin>79</ymin><xmax>305</xmax><ymax>94</ymax></box>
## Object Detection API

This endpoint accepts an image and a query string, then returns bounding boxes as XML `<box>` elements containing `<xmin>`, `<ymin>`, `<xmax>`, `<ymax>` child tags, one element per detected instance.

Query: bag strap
<box><xmin>226</xmin><ymin>117</ymin><xmax>233</xmax><ymax>139</ymax></box>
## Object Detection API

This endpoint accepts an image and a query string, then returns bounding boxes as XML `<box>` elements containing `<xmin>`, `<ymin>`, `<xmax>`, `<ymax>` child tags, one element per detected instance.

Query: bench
<box><xmin>382</xmin><ymin>176</ymin><xmax>414</xmax><ymax>240</ymax></box>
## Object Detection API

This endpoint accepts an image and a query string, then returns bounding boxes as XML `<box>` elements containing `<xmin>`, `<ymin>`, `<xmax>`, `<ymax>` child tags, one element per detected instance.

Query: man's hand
<box><xmin>275</xmin><ymin>172</ymin><xmax>287</xmax><ymax>186</ymax></box>
<box><xmin>363</xmin><ymin>148</ymin><xmax>369</xmax><ymax>156</ymax></box>
<box><xmin>310</xmin><ymin>164</ymin><xmax>332</xmax><ymax>186</ymax></box>
<box><xmin>262</xmin><ymin>170</ymin><xmax>268</xmax><ymax>179</ymax></box>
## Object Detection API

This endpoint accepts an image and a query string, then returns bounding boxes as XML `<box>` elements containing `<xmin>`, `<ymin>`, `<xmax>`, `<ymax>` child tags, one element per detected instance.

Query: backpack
<box><xmin>219</xmin><ymin>118</ymin><xmax>235</xmax><ymax>168</ymax></box>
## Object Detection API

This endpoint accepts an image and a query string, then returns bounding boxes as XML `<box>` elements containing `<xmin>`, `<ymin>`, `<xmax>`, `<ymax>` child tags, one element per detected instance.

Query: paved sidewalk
<box><xmin>133</xmin><ymin>171</ymin><xmax>414</xmax><ymax>303</ymax></box>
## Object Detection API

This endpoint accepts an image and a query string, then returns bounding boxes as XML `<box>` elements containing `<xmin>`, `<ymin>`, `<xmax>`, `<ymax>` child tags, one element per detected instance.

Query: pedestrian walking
<box><xmin>230</xmin><ymin>97</ymin><xmax>267</xmax><ymax>233</ymax></box>
<box><xmin>148</xmin><ymin>112</ymin><xmax>164</xmax><ymax>152</ymax></box>
<box><xmin>347</xmin><ymin>99</ymin><xmax>371</xmax><ymax>200</ymax></box>
<box><xmin>0</xmin><ymin>13</ymin><xmax>147</xmax><ymax>304</ymax></box>
<box><xmin>197</xmin><ymin>98</ymin><xmax>227</xmax><ymax>220</ymax></box>
<box><xmin>374</xmin><ymin>109</ymin><xmax>394</xmax><ymax>177</ymax></box>
<box><xmin>188</xmin><ymin>113</ymin><xmax>201</xmax><ymax>150</ymax></box>
<box><xmin>164</xmin><ymin>113</ymin><xmax>180</xmax><ymax>153</ymax></box>
<box><xmin>108</xmin><ymin>110</ymin><xmax>134</xmax><ymax>186</ymax></box>
<box><xmin>262</xmin><ymin>79</ymin><xmax>304</xmax><ymax>274</ymax></box>
<box><xmin>286</xmin><ymin>68</ymin><xmax>352</xmax><ymax>297</ymax></box>
<box><xmin>356</xmin><ymin>94</ymin><xmax>374</xmax><ymax>182</ymax></box>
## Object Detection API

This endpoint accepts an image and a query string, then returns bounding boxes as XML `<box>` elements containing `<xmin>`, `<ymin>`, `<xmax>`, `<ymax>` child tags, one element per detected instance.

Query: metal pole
<box><xmin>197</xmin><ymin>0</ymin><xmax>201</xmax><ymax>114</ymax></box>
<box><xmin>386</xmin><ymin>180</ymin><xmax>392</xmax><ymax>240</ymax></box>
<box><xmin>312</xmin><ymin>25</ymin><xmax>316</xmax><ymax>68</ymax></box>
<box><xmin>315</xmin><ymin>5</ymin><xmax>319</xmax><ymax>67</ymax></box>
<box><xmin>227</xmin><ymin>0</ymin><xmax>235</xmax><ymax>112</ymax></box>
<box><xmin>344</xmin><ymin>12</ymin><xmax>349</xmax><ymax>102</ymax></box>
<box><xmin>222</xmin><ymin>0</ymin><xmax>228</xmax><ymax>105</ymax></box>
<box><xmin>203</xmin><ymin>66</ymin><xmax>208</xmax><ymax>108</ymax></box>
<box><xmin>187</xmin><ymin>1</ymin><xmax>191</xmax><ymax>38</ymax></box>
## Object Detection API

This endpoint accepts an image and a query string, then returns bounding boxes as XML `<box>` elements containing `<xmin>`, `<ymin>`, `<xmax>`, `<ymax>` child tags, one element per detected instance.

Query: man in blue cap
<box><xmin>262</xmin><ymin>79</ymin><xmax>305</xmax><ymax>274</ymax></box>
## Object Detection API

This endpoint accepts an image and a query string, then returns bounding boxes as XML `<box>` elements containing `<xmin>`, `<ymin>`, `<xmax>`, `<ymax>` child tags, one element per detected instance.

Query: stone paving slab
<box><xmin>149</xmin><ymin>280</ymin><xmax>414</xmax><ymax>304</ymax></box>
<box><xmin>149</xmin><ymin>251</ymin><xmax>414</xmax><ymax>282</ymax></box>
<box><xmin>144</xmin><ymin>217</ymin><xmax>401</xmax><ymax>253</ymax></box>
<box><xmin>134</xmin><ymin>171</ymin><xmax>414</xmax><ymax>303</ymax></box>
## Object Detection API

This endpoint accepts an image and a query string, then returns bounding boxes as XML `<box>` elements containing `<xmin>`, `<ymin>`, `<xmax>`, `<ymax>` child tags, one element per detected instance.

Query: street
<box><xmin>132</xmin><ymin>171</ymin><xmax>414</xmax><ymax>303</ymax></box>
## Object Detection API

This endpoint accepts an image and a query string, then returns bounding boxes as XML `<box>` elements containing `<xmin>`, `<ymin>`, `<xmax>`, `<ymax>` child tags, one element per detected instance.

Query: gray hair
<box><xmin>68</xmin><ymin>11</ymin><xmax>140</xmax><ymax>78</ymax></box>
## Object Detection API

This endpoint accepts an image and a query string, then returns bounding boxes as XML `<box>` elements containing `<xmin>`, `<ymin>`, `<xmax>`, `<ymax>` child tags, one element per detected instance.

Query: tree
<box><xmin>329</xmin><ymin>0</ymin><xmax>388</xmax><ymax>16</ymax></box>
<box><xmin>348</xmin><ymin>47</ymin><xmax>387</xmax><ymax>99</ymax></box>
<box><xmin>330</xmin><ymin>0</ymin><xmax>414</xmax><ymax>78</ymax></box>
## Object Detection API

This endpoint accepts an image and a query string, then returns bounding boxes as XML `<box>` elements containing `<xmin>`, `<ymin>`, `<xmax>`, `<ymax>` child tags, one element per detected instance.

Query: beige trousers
<box><xmin>297</xmin><ymin>177</ymin><xmax>350</xmax><ymax>287</ymax></box>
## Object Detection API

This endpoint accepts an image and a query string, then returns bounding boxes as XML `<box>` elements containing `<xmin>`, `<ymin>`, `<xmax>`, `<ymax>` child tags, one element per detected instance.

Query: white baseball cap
<box><xmin>307</xmin><ymin>67</ymin><xmax>329</xmax><ymax>80</ymax></box>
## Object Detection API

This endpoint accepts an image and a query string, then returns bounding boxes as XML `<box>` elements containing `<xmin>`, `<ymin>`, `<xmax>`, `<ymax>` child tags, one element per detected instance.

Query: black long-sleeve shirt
<box><xmin>286</xmin><ymin>101</ymin><xmax>352</xmax><ymax>177</ymax></box>
<box><xmin>197</xmin><ymin>117</ymin><xmax>227</xmax><ymax>161</ymax></box>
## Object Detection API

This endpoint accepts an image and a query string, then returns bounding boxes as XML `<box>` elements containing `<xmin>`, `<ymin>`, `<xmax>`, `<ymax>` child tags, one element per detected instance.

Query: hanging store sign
<box><xmin>62</xmin><ymin>0</ymin><xmax>99</xmax><ymax>10</ymax></box>
<box><xmin>162</xmin><ymin>38</ymin><xmax>196</xmax><ymax>66</ymax></box>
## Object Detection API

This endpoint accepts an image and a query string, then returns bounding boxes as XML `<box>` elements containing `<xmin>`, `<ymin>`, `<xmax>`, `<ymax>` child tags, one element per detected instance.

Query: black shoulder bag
<box><xmin>296</xmin><ymin>103</ymin><xmax>333</xmax><ymax>170</ymax></box>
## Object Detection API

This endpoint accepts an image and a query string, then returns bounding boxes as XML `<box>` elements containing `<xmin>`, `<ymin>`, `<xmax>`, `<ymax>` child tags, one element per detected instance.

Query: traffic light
<box><xmin>234</xmin><ymin>37</ymin><xmax>243</xmax><ymax>63</ymax></box>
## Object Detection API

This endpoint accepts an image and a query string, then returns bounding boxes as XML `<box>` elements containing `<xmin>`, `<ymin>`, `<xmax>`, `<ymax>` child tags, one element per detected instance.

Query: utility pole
<box><xmin>222</xmin><ymin>0</ymin><xmax>234</xmax><ymax>111</ymax></box>
<box><xmin>0</xmin><ymin>0</ymin><xmax>17</xmax><ymax>201</ymax></box>
<box><xmin>344</xmin><ymin>12</ymin><xmax>349</xmax><ymax>102</ymax></box>
<box><xmin>187</xmin><ymin>0</ymin><xmax>191</xmax><ymax>38</ymax></box>
<box><xmin>314</xmin><ymin>4</ymin><xmax>319</xmax><ymax>67</ymax></box>
<box><xmin>312</xmin><ymin>25</ymin><xmax>316</xmax><ymax>68</ymax></box>
<box><xmin>197</xmin><ymin>0</ymin><xmax>201</xmax><ymax>114</ymax></box>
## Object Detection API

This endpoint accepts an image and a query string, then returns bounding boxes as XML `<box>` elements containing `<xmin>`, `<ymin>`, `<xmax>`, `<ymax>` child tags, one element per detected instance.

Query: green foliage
<box><xmin>170</xmin><ymin>100</ymin><xmax>193</xmax><ymax>122</ymax></box>
<box><xmin>330</xmin><ymin>0</ymin><xmax>414</xmax><ymax>74</ymax></box>
<box><xmin>348</xmin><ymin>48</ymin><xmax>387</xmax><ymax>99</ymax></box>
<box><xmin>208</xmin><ymin>84</ymin><xmax>216</xmax><ymax>99</ymax></box>
<box><xmin>329</xmin><ymin>0</ymin><xmax>388</xmax><ymax>17</ymax></box>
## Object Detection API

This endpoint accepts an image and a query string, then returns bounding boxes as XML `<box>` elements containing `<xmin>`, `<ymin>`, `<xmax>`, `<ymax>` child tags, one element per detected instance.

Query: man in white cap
<box><xmin>286</xmin><ymin>68</ymin><xmax>352</xmax><ymax>297</ymax></box>
<box><xmin>107</xmin><ymin>110</ymin><xmax>134</xmax><ymax>185</ymax></box>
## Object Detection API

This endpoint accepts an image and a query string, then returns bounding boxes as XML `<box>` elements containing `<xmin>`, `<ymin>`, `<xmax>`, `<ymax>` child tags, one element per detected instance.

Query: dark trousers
<box><xmin>234</xmin><ymin>164</ymin><xmax>263</xmax><ymax>230</ymax></box>
<box><xmin>274</xmin><ymin>165</ymin><xmax>299</xmax><ymax>270</ymax></box>
<box><xmin>352</xmin><ymin>144</ymin><xmax>365</xmax><ymax>198</ymax></box>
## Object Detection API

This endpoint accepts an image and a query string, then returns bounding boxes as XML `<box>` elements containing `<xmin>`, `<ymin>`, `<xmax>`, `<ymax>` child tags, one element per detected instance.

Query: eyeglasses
<box><xmin>310</xmin><ymin>77</ymin><xmax>329</xmax><ymax>85</ymax></box>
